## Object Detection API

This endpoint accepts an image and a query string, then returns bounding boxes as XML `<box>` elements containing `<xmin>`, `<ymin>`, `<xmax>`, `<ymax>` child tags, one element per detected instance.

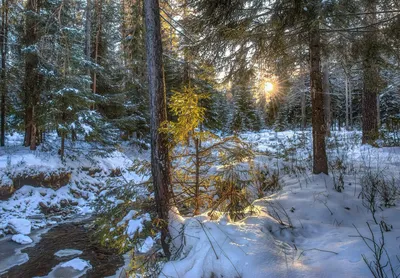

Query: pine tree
<box><xmin>230</xmin><ymin>75</ymin><xmax>261</xmax><ymax>133</ymax></box>
<box><xmin>144</xmin><ymin>0</ymin><xmax>171</xmax><ymax>257</ymax></box>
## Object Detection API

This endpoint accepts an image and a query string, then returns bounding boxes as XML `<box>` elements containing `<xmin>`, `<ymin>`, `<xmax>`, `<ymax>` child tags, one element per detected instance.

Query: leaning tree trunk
<box><xmin>144</xmin><ymin>0</ymin><xmax>171</xmax><ymax>257</ymax></box>
<box><xmin>309</xmin><ymin>24</ymin><xmax>328</xmax><ymax>174</ymax></box>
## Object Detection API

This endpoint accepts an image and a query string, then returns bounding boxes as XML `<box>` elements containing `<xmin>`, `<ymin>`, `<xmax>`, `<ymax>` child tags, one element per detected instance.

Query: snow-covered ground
<box><xmin>0</xmin><ymin>133</ymin><xmax>145</xmax><ymax>236</ymax></box>
<box><xmin>1</xmin><ymin>130</ymin><xmax>399</xmax><ymax>278</ymax></box>
<box><xmin>161</xmin><ymin>130</ymin><xmax>400</xmax><ymax>278</ymax></box>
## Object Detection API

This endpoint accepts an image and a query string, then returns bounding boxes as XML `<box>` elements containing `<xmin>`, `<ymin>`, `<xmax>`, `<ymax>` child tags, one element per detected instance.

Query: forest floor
<box><xmin>162</xmin><ymin>130</ymin><xmax>400</xmax><ymax>278</ymax></box>
<box><xmin>0</xmin><ymin>130</ymin><xmax>399</xmax><ymax>277</ymax></box>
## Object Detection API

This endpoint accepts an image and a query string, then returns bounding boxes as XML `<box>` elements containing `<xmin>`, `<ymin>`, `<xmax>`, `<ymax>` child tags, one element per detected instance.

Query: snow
<box><xmin>138</xmin><ymin>236</ymin><xmax>154</xmax><ymax>253</ymax></box>
<box><xmin>126</xmin><ymin>219</ymin><xmax>144</xmax><ymax>238</ymax></box>
<box><xmin>117</xmin><ymin>210</ymin><xmax>138</xmax><ymax>226</ymax></box>
<box><xmin>0</xmin><ymin>132</ymin><xmax>146</xmax><ymax>235</ymax></box>
<box><xmin>54</xmin><ymin>249</ymin><xmax>83</xmax><ymax>258</ymax></box>
<box><xmin>41</xmin><ymin>258</ymin><xmax>92</xmax><ymax>278</ymax></box>
<box><xmin>60</xmin><ymin>258</ymin><xmax>91</xmax><ymax>271</ymax></box>
<box><xmin>161</xmin><ymin>130</ymin><xmax>400</xmax><ymax>278</ymax></box>
<box><xmin>7</xmin><ymin>219</ymin><xmax>31</xmax><ymax>235</ymax></box>
<box><xmin>1</xmin><ymin>130</ymin><xmax>400</xmax><ymax>277</ymax></box>
<box><xmin>123</xmin><ymin>213</ymin><xmax>151</xmax><ymax>239</ymax></box>
<box><xmin>11</xmin><ymin>234</ymin><xmax>33</xmax><ymax>245</ymax></box>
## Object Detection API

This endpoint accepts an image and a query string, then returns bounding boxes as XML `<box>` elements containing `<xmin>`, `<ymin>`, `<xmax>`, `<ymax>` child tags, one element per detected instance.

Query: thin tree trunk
<box><xmin>144</xmin><ymin>0</ymin><xmax>171</xmax><ymax>257</ymax></box>
<box><xmin>91</xmin><ymin>0</ymin><xmax>101</xmax><ymax>104</ymax></box>
<box><xmin>182</xmin><ymin>0</ymin><xmax>190</xmax><ymax>86</ymax></box>
<box><xmin>349</xmin><ymin>76</ymin><xmax>353</xmax><ymax>129</ymax></box>
<box><xmin>194</xmin><ymin>137</ymin><xmax>200</xmax><ymax>215</ymax></box>
<box><xmin>345</xmin><ymin>74</ymin><xmax>349</xmax><ymax>130</ymax></box>
<box><xmin>376</xmin><ymin>95</ymin><xmax>380</xmax><ymax>129</ymax></box>
<box><xmin>309</xmin><ymin>24</ymin><xmax>328</xmax><ymax>174</ymax></box>
<box><xmin>85</xmin><ymin>0</ymin><xmax>91</xmax><ymax>83</ymax></box>
<box><xmin>30</xmin><ymin>107</ymin><xmax>36</xmax><ymax>150</ymax></box>
<box><xmin>322</xmin><ymin>62</ymin><xmax>331</xmax><ymax>137</ymax></box>
<box><xmin>60</xmin><ymin>133</ymin><xmax>65</xmax><ymax>161</ymax></box>
<box><xmin>0</xmin><ymin>0</ymin><xmax>8</xmax><ymax>146</ymax></box>
<box><xmin>301</xmin><ymin>78</ymin><xmax>306</xmax><ymax>130</ymax></box>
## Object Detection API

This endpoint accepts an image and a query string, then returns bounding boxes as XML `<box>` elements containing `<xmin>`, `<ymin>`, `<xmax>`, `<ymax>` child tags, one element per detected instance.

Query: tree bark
<box><xmin>23</xmin><ymin>0</ymin><xmax>41</xmax><ymax>150</ymax></box>
<box><xmin>144</xmin><ymin>0</ymin><xmax>171</xmax><ymax>257</ymax></box>
<box><xmin>85</xmin><ymin>0</ymin><xmax>91</xmax><ymax>59</ymax></box>
<box><xmin>194</xmin><ymin>137</ymin><xmax>200</xmax><ymax>215</ymax></box>
<box><xmin>0</xmin><ymin>0</ymin><xmax>8</xmax><ymax>146</ymax></box>
<box><xmin>301</xmin><ymin>67</ymin><xmax>306</xmax><ymax>130</ymax></box>
<box><xmin>309</xmin><ymin>24</ymin><xmax>328</xmax><ymax>174</ymax></box>
<box><xmin>85</xmin><ymin>0</ymin><xmax>92</xmax><ymax>97</ymax></box>
<box><xmin>345</xmin><ymin>73</ymin><xmax>349</xmax><ymax>130</ymax></box>
<box><xmin>362</xmin><ymin>0</ymin><xmax>379</xmax><ymax>144</ymax></box>
<box><xmin>322</xmin><ymin>62</ymin><xmax>331</xmax><ymax>137</ymax></box>
<box><xmin>92</xmin><ymin>0</ymin><xmax>102</xmax><ymax>98</ymax></box>
<box><xmin>349</xmin><ymin>76</ymin><xmax>353</xmax><ymax>128</ymax></box>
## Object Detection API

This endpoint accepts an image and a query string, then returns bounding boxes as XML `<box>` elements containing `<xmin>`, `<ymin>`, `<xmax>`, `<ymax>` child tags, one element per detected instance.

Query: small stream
<box><xmin>0</xmin><ymin>218</ymin><xmax>125</xmax><ymax>278</ymax></box>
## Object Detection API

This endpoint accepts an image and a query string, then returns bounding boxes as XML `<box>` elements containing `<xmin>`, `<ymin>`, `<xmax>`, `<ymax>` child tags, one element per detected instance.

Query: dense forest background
<box><xmin>0</xmin><ymin>0</ymin><xmax>399</xmax><ymax>160</ymax></box>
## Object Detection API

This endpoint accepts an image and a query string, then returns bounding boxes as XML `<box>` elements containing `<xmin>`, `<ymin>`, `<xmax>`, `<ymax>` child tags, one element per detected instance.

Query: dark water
<box><xmin>1</xmin><ymin>220</ymin><xmax>124</xmax><ymax>278</ymax></box>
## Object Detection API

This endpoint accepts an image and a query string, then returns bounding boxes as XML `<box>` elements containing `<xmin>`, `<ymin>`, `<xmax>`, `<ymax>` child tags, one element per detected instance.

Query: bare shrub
<box><xmin>354</xmin><ymin>222</ymin><xmax>400</xmax><ymax>278</ymax></box>
<box><xmin>360</xmin><ymin>171</ymin><xmax>399</xmax><ymax>224</ymax></box>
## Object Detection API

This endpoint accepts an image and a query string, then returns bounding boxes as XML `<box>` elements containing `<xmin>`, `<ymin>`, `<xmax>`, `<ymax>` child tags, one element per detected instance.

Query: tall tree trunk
<box><xmin>322</xmin><ymin>62</ymin><xmax>331</xmax><ymax>137</ymax></box>
<box><xmin>0</xmin><ymin>0</ymin><xmax>8</xmax><ymax>146</ymax></box>
<box><xmin>91</xmin><ymin>0</ymin><xmax>102</xmax><ymax>100</ymax></box>
<box><xmin>23</xmin><ymin>0</ymin><xmax>41</xmax><ymax>150</ymax></box>
<box><xmin>85</xmin><ymin>0</ymin><xmax>91</xmax><ymax>81</ymax></box>
<box><xmin>144</xmin><ymin>0</ymin><xmax>171</xmax><ymax>257</ymax></box>
<box><xmin>362</xmin><ymin>0</ymin><xmax>379</xmax><ymax>144</ymax></box>
<box><xmin>309</xmin><ymin>24</ymin><xmax>328</xmax><ymax>174</ymax></box>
